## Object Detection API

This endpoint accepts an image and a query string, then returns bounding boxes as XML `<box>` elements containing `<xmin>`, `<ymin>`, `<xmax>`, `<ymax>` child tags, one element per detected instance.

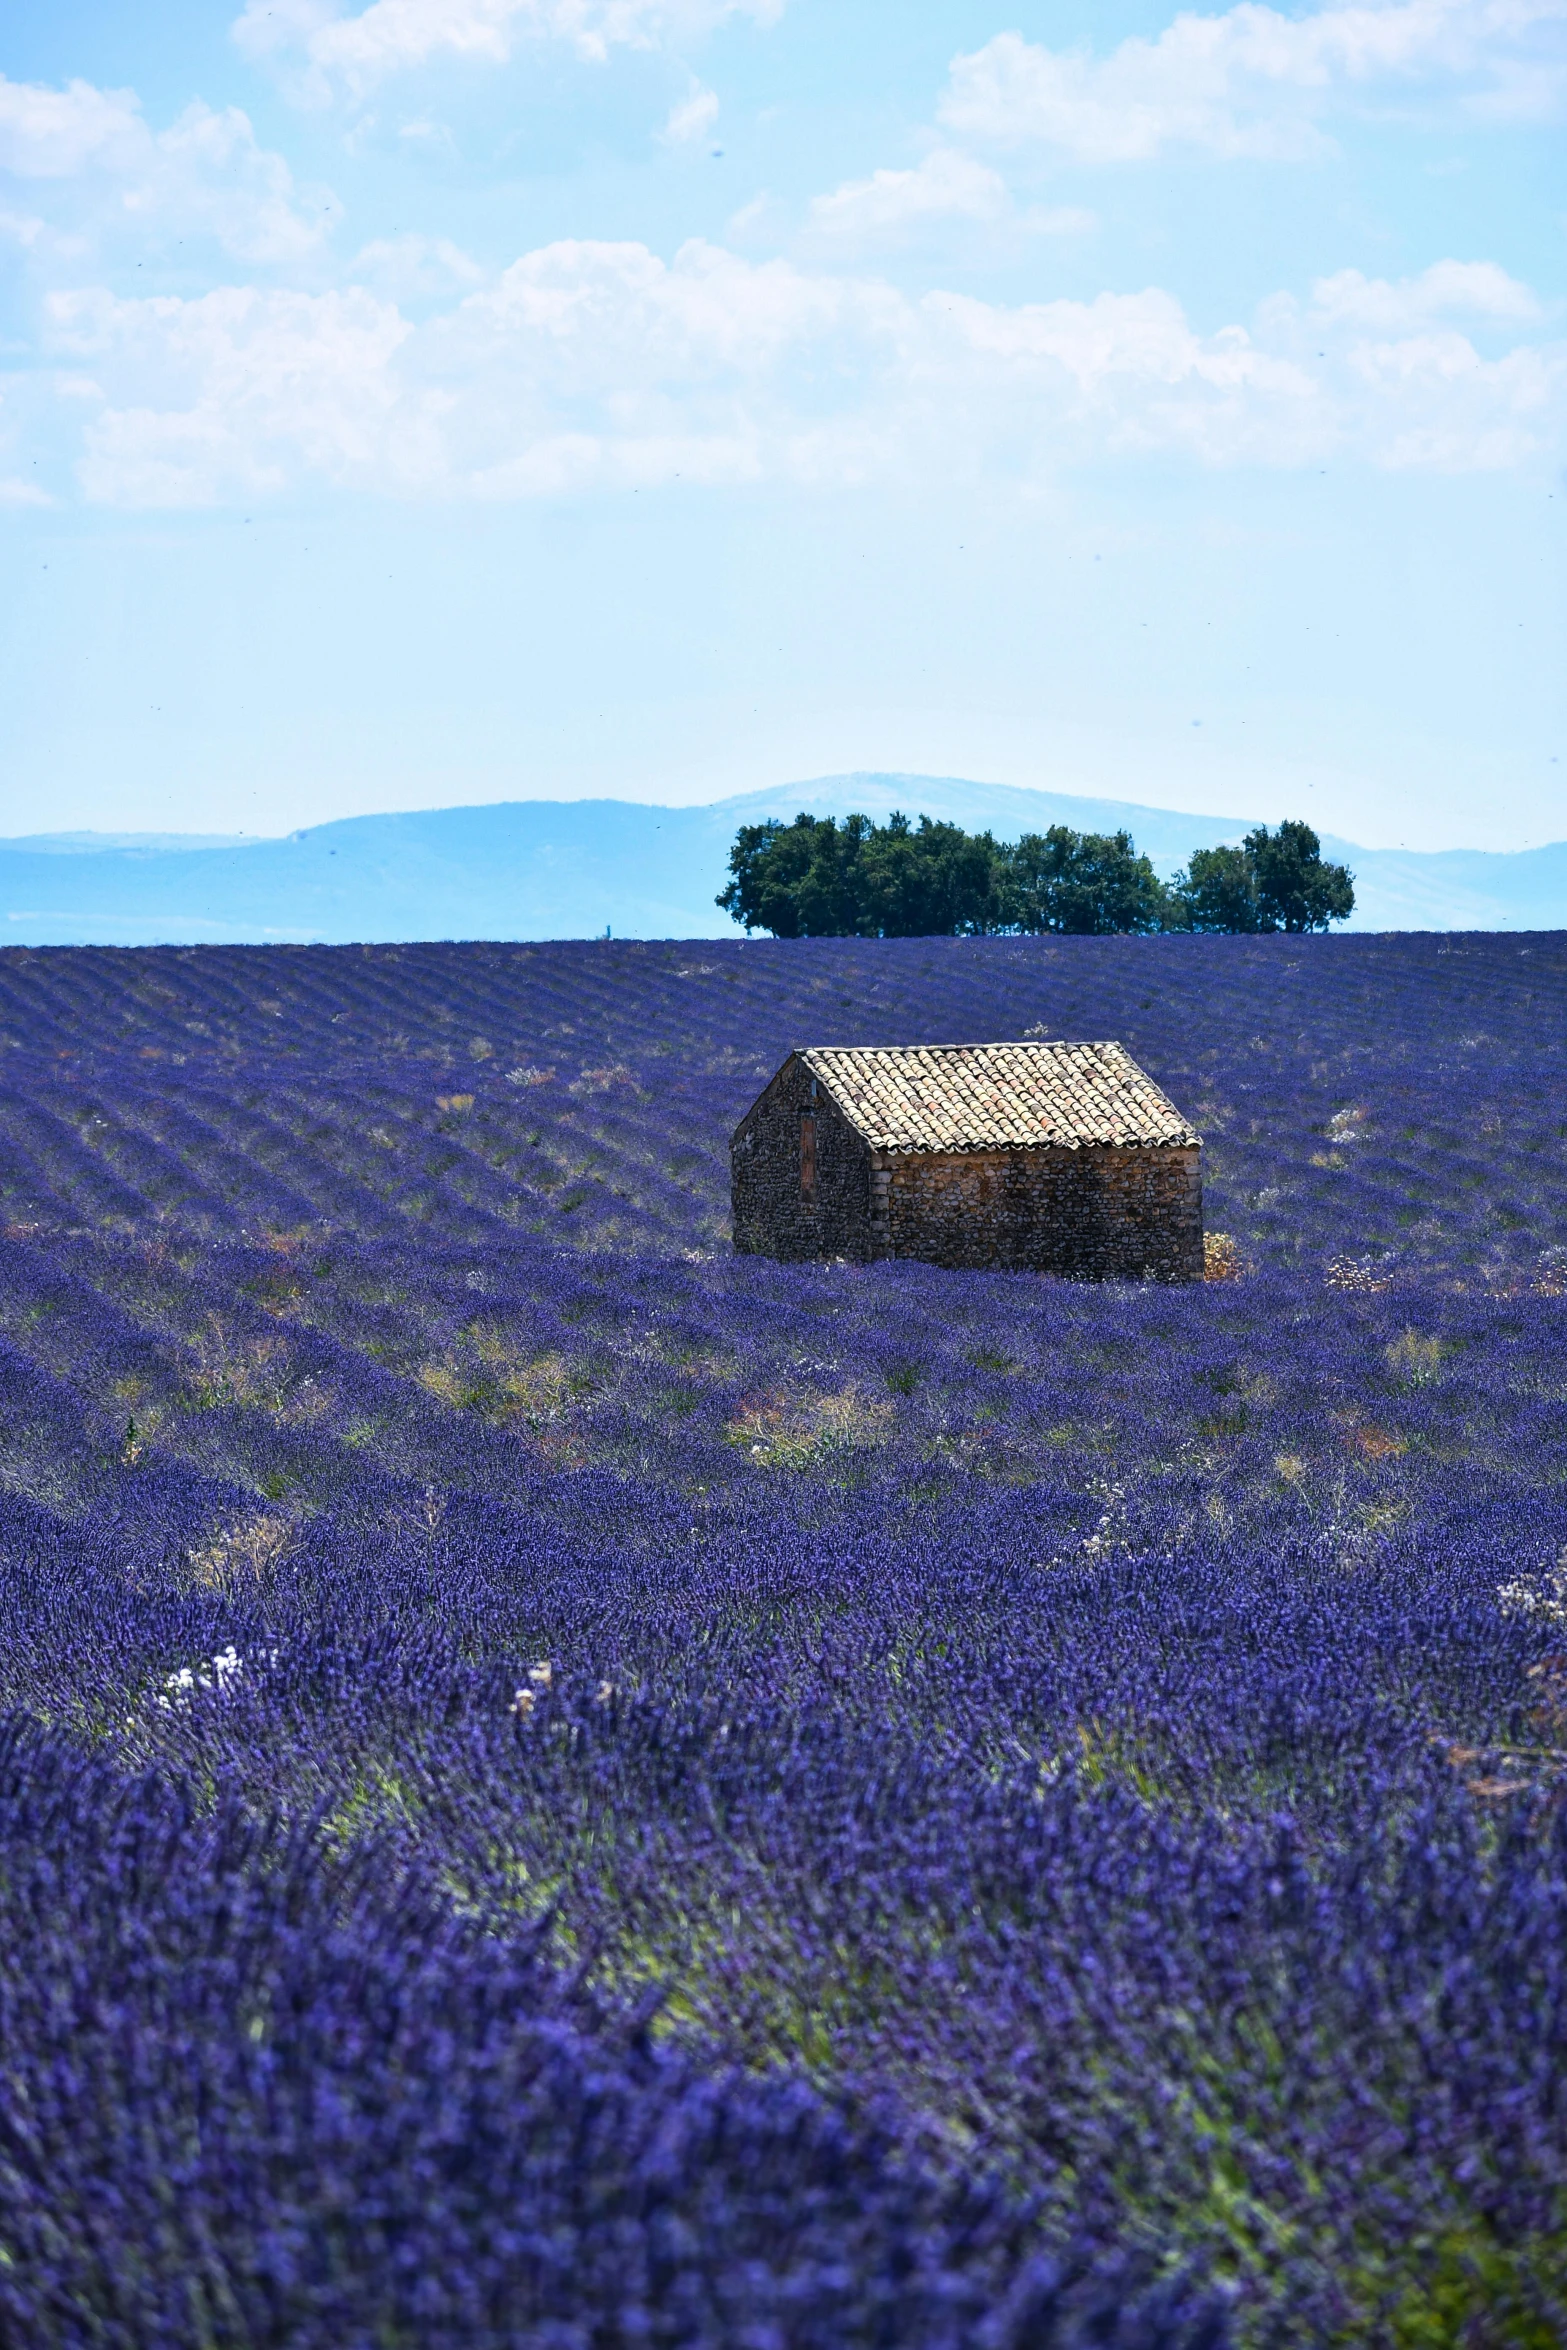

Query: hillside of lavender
<box><xmin>1</xmin><ymin>932</ymin><xmax>1565</xmax><ymax>2348</ymax></box>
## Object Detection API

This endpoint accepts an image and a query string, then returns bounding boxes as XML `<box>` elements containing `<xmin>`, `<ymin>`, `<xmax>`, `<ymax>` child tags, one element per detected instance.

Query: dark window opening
<box><xmin>800</xmin><ymin>1114</ymin><xmax>817</xmax><ymax>1200</ymax></box>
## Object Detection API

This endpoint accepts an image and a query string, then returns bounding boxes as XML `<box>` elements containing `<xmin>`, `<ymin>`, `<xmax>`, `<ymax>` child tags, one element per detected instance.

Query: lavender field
<box><xmin>2</xmin><ymin>932</ymin><xmax>1565</xmax><ymax>2348</ymax></box>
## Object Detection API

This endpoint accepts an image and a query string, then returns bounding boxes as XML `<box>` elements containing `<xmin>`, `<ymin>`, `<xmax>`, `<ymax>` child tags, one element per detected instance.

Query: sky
<box><xmin>0</xmin><ymin>0</ymin><xmax>1562</xmax><ymax>851</ymax></box>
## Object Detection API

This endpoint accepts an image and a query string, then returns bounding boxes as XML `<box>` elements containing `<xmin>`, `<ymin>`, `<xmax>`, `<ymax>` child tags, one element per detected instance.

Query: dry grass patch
<box><xmin>417</xmin><ymin>1332</ymin><xmax>588</xmax><ymax>1433</ymax></box>
<box><xmin>186</xmin><ymin>1509</ymin><xmax>294</xmax><ymax>1594</ymax></box>
<box><xmin>726</xmin><ymin>1385</ymin><xmax>894</xmax><ymax>1471</ymax></box>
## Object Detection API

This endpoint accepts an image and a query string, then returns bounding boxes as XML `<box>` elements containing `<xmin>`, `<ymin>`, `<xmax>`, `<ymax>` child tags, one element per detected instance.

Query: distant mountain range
<box><xmin>2</xmin><ymin>776</ymin><xmax>1563</xmax><ymax>943</ymax></box>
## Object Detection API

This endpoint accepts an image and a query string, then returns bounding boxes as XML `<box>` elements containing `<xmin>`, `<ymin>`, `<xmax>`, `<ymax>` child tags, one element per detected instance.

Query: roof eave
<box><xmin>868</xmin><ymin>1134</ymin><xmax>1201</xmax><ymax>1154</ymax></box>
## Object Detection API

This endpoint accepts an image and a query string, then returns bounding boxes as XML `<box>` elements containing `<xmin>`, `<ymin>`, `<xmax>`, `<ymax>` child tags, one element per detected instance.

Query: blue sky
<box><xmin>0</xmin><ymin>0</ymin><xmax>1562</xmax><ymax>849</ymax></box>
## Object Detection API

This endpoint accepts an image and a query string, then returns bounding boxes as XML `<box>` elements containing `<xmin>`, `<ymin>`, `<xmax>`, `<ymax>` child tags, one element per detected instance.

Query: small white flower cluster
<box><xmin>510</xmin><ymin>1658</ymin><xmax>553</xmax><ymax>1718</ymax></box>
<box><xmin>1326</xmin><ymin>1254</ymin><xmax>1397</xmax><ymax>1294</ymax></box>
<box><xmin>157</xmin><ymin>1645</ymin><xmax>276</xmax><ymax>1711</ymax></box>
<box><xmin>1078</xmin><ymin>1481</ymin><xmax>1132</xmax><ymax>1567</ymax></box>
<box><xmin>1497</xmin><ymin>1554</ymin><xmax>1567</xmax><ymax>1628</ymax></box>
<box><xmin>509</xmin><ymin>1662</ymin><xmax>617</xmax><ymax>1718</ymax></box>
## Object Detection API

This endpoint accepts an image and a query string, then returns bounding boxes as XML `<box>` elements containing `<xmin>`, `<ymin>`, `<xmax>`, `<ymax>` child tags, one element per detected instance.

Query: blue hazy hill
<box><xmin>1</xmin><ymin>776</ymin><xmax>1562</xmax><ymax>943</ymax></box>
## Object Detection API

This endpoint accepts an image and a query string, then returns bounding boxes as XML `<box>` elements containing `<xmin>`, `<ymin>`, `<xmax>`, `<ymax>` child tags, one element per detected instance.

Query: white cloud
<box><xmin>47</xmin><ymin>284</ymin><xmax>416</xmax><ymax>504</ymax></box>
<box><xmin>149</xmin><ymin>102</ymin><xmax>333</xmax><ymax>265</ymax></box>
<box><xmin>427</xmin><ymin>239</ymin><xmax>886</xmax><ymax>490</ymax></box>
<box><xmin>0</xmin><ymin>75</ymin><xmax>147</xmax><ymax>177</ymax></box>
<box><xmin>38</xmin><ymin>240</ymin><xmax>870</xmax><ymax>504</ymax></box>
<box><xmin>941</xmin><ymin>1</ymin><xmax>1567</xmax><ymax>163</ymax></box>
<box><xmin>233</xmin><ymin>0</ymin><xmax>784</xmax><ymax>97</ymax></box>
<box><xmin>1309</xmin><ymin>257</ymin><xmax>1543</xmax><ymax>325</ymax></box>
<box><xmin>916</xmin><ymin>276</ymin><xmax>1564</xmax><ymax>474</ymax></box>
<box><xmin>458</xmin><ymin>236</ymin><xmax>864</xmax><ymax>368</ymax></box>
<box><xmin>0</xmin><ymin>208</ymin><xmax>60</xmax><ymax>253</ymax></box>
<box><xmin>0</xmin><ymin>74</ymin><xmax>330</xmax><ymax>265</ymax></box>
<box><xmin>663</xmin><ymin>83</ymin><xmax>719</xmax><ymax>143</ymax></box>
<box><xmin>806</xmin><ymin>147</ymin><xmax>1096</xmax><ymax>248</ymax></box>
<box><xmin>808</xmin><ymin>148</ymin><xmax>1010</xmax><ymax>241</ymax></box>
<box><xmin>24</xmin><ymin>240</ymin><xmax>1563</xmax><ymax>504</ymax></box>
<box><xmin>1255</xmin><ymin>261</ymin><xmax>1561</xmax><ymax>466</ymax></box>
<box><xmin>1345</xmin><ymin>331</ymin><xmax>1557</xmax><ymax>466</ymax></box>
<box><xmin>919</xmin><ymin>286</ymin><xmax>1331</xmax><ymax>467</ymax></box>
<box><xmin>352</xmin><ymin>230</ymin><xmax>485</xmax><ymax>296</ymax></box>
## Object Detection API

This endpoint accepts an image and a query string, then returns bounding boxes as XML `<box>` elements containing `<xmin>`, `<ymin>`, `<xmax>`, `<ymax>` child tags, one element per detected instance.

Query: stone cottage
<box><xmin>730</xmin><ymin>1041</ymin><xmax>1203</xmax><ymax>1280</ymax></box>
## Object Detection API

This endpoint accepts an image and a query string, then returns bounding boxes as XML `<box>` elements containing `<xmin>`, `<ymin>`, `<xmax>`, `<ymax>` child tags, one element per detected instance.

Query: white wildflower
<box><xmin>1498</xmin><ymin>1553</ymin><xmax>1567</xmax><ymax>1628</ymax></box>
<box><xmin>157</xmin><ymin>1644</ymin><xmax>274</xmax><ymax>1711</ymax></box>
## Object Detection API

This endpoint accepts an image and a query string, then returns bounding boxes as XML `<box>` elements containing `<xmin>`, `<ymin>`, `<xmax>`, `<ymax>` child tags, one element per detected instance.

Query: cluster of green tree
<box><xmin>717</xmin><ymin>812</ymin><xmax>1355</xmax><ymax>939</ymax></box>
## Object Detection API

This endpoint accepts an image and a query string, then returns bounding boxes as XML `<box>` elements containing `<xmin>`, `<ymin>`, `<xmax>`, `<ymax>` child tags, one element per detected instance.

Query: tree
<box><xmin>716</xmin><ymin>815</ymin><xmax>865</xmax><ymax>938</ymax></box>
<box><xmin>1171</xmin><ymin>844</ymin><xmax>1265</xmax><ymax>934</ymax></box>
<box><xmin>716</xmin><ymin>812</ymin><xmax>1003</xmax><ymax>938</ymax></box>
<box><xmin>858</xmin><ymin>813</ymin><xmax>1004</xmax><ymax>937</ymax></box>
<box><xmin>1170</xmin><ymin>822</ymin><xmax>1354</xmax><ymax>934</ymax></box>
<box><xmin>1247</xmin><ymin>821</ymin><xmax>1355</xmax><ymax>932</ymax></box>
<box><xmin>997</xmin><ymin>827</ymin><xmax>1170</xmax><ymax>936</ymax></box>
<box><xmin>784</xmin><ymin>814</ymin><xmax>878</xmax><ymax>937</ymax></box>
<box><xmin>717</xmin><ymin>809</ymin><xmax>1352</xmax><ymax>941</ymax></box>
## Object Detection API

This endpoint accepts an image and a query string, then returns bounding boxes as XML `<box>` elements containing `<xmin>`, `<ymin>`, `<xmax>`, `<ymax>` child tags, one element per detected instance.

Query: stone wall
<box><xmin>880</xmin><ymin>1144</ymin><xmax>1203</xmax><ymax>1280</ymax></box>
<box><xmin>731</xmin><ymin>1055</ymin><xmax>877</xmax><ymax>1261</ymax></box>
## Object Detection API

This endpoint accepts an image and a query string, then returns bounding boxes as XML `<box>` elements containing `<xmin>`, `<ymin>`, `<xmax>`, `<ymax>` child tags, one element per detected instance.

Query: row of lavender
<box><xmin>3</xmin><ymin>932</ymin><xmax>1563</xmax><ymax>1281</ymax></box>
<box><xmin>0</xmin><ymin>936</ymin><xmax>1565</xmax><ymax>2345</ymax></box>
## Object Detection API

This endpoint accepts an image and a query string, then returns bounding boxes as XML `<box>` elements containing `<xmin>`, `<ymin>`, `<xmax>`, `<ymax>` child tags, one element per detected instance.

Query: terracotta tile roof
<box><xmin>798</xmin><ymin>1042</ymin><xmax>1199</xmax><ymax>1153</ymax></box>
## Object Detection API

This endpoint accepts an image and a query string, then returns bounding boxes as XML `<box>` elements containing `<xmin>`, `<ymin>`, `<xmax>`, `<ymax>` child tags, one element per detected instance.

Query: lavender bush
<box><xmin>0</xmin><ymin>932</ymin><xmax>1565</xmax><ymax>2346</ymax></box>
